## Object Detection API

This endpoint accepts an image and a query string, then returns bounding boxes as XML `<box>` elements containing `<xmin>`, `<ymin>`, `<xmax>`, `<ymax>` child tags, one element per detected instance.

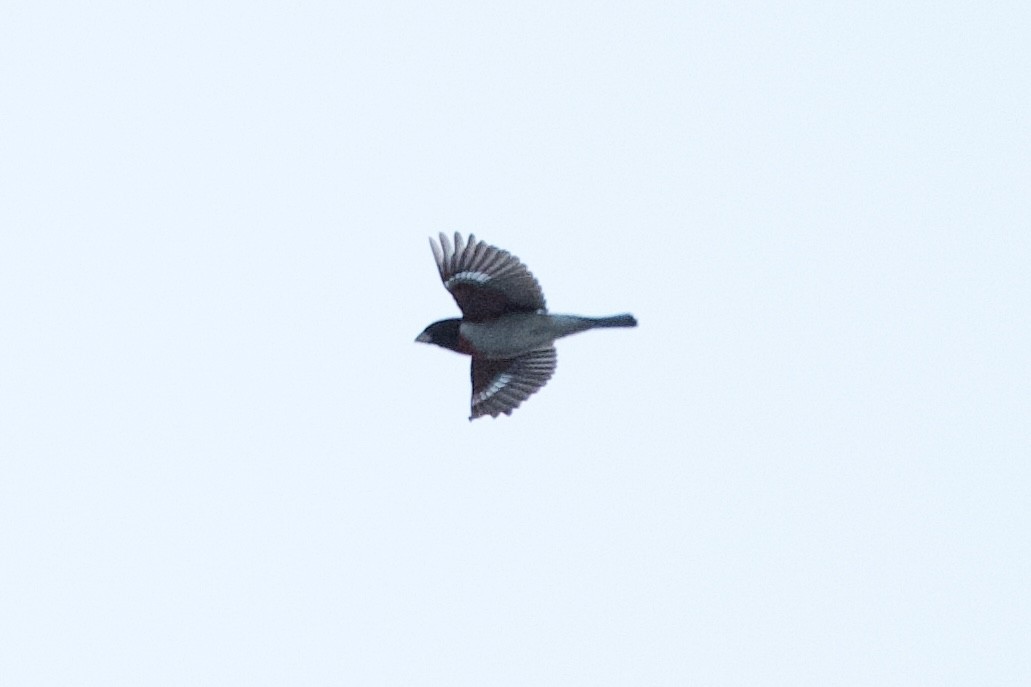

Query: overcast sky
<box><xmin>2</xmin><ymin>2</ymin><xmax>1029</xmax><ymax>685</ymax></box>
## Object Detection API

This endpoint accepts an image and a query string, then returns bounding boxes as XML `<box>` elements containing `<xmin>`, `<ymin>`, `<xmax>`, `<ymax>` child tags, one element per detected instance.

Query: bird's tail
<box><xmin>589</xmin><ymin>314</ymin><xmax>638</xmax><ymax>328</ymax></box>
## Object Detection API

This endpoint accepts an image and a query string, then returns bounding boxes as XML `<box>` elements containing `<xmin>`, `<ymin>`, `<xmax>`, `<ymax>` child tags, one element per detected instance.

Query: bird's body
<box><xmin>432</xmin><ymin>313</ymin><xmax>632</xmax><ymax>359</ymax></box>
<box><xmin>416</xmin><ymin>233</ymin><xmax>636</xmax><ymax>419</ymax></box>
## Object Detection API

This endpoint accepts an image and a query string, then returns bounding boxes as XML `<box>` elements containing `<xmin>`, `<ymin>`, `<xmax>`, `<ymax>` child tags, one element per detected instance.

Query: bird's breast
<box><xmin>460</xmin><ymin>313</ymin><xmax>559</xmax><ymax>359</ymax></box>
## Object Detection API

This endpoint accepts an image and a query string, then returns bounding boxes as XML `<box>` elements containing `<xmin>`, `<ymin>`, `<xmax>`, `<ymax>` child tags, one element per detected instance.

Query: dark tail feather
<box><xmin>591</xmin><ymin>313</ymin><xmax>638</xmax><ymax>328</ymax></box>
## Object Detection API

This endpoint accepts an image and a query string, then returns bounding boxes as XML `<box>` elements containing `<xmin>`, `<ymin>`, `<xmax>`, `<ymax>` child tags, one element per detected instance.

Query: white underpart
<box><xmin>474</xmin><ymin>373</ymin><xmax>512</xmax><ymax>404</ymax></box>
<box><xmin>447</xmin><ymin>270</ymin><xmax>491</xmax><ymax>286</ymax></box>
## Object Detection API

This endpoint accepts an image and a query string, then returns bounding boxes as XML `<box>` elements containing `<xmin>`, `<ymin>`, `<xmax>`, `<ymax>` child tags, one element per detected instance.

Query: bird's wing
<box><xmin>430</xmin><ymin>232</ymin><xmax>546</xmax><ymax>322</ymax></box>
<box><xmin>469</xmin><ymin>347</ymin><xmax>557</xmax><ymax>419</ymax></box>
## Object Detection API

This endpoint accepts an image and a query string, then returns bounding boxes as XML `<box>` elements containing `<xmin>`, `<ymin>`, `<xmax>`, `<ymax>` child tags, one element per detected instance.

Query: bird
<box><xmin>416</xmin><ymin>232</ymin><xmax>637</xmax><ymax>420</ymax></box>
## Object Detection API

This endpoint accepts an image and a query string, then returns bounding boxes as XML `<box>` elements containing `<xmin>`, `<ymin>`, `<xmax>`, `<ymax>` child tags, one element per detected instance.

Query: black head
<box><xmin>415</xmin><ymin>318</ymin><xmax>463</xmax><ymax>352</ymax></box>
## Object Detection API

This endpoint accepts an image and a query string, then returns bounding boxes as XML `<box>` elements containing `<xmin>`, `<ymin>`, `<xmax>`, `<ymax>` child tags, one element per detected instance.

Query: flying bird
<box><xmin>416</xmin><ymin>232</ymin><xmax>637</xmax><ymax>420</ymax></box>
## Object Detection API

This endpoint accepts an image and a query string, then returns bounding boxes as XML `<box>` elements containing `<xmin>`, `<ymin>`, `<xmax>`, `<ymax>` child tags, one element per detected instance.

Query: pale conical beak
<box><xmin>415</xmin><ymin>332</ymin><xmax>432</xmax><ymax>343</ymax></box>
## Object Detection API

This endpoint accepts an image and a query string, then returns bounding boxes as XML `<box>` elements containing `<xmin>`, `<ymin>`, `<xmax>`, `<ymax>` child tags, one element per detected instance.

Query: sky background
<box><xmin>2</xmin><ymin>2</ymin><xmax>1029</xmax><ymax>685</ymax></box>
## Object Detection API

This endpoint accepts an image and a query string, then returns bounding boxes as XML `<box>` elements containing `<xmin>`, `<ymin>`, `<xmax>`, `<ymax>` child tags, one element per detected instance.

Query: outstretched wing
<box><xmin>470</xmin><ymin>347</ymin><xmax>557</xmax><ymax>420</ymax></box>
<box><xmin>430</xmin><ymin>232</ymin><xmax>546</xmax><ymax>322</ymax></box>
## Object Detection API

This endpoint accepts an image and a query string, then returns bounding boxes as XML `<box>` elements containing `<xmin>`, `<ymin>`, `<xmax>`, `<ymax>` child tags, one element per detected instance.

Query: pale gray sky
<box><xmin>2</xmin><ymin>2</ymin><xmax>1029</xmax><ymax>685</ymax></box>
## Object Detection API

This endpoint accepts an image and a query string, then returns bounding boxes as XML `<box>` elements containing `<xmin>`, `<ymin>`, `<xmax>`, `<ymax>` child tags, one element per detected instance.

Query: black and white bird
<box><xmin>416</xmin><ymin>232</ymin><xmax>637</xmax><ymax>420</ymax></box>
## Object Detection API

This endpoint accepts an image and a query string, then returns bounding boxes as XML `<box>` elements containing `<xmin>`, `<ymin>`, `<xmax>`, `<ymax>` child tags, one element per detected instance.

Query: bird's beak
<box><xmin>415</xmin><ymin>332</ymin><xmax>431</xmax><ymax>343</ymax></box>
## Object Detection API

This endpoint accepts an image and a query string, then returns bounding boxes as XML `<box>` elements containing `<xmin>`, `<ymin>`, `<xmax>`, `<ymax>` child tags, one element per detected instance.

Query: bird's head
<box><xmin>415</xmin><ymin>318</ymin><xmax>463</xmax><ymax>352</ymax></box>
